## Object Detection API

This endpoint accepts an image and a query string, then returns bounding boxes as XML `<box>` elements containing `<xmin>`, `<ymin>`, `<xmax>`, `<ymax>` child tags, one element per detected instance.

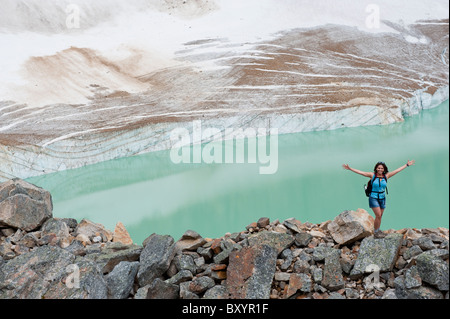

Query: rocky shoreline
<box><xmin>1</xmin><ymin>179</ymin><xmax>448</xmax><ymax>299</ymax></box>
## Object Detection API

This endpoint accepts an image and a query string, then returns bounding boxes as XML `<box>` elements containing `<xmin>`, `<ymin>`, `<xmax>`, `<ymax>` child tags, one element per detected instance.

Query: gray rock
<box><xmin>280</xmin><ymin>248</ymin><xmax>293</xmax><ymax>271</ymax></box>
<box><xmin>147</xmin><ymin>278</ymin><xmax>179</xmax><ymax>299</ymax></box>
<box><xmin>293</xmin><ymin>259</ymin><xmax>310</xmax><ymax>274</ymax></box>
<box><xmin>105</xmin><ymin>261</ymin><xmax>139</xmax><ymax>299</ymax></box>
<box><xmin>0</xmin><ymin>179</ymin><xmax>53</xmax><ymax>232</ymax></box>
<box><xmin>381</xmin><ymin>288</ymin><xmax>398</xmax><ymax>299</ymax></box>
<box><xmin>212</xmin><ymin>245</ymin><xmax>235</xmax><ymax>264</ymax></box>
<box><xmin>64</xmin><ymin>239</ymin><xmax>86</xmax><ymax>256</ymax></box>
<box><xmin>189</xmin><ymin>276</ymin><xmax>215</xmax><ymax>294</ymax></box>
<box><xmin>350</xmin><ymin>233</ymin><xmax>403</xmax><ymax>279</ymax></box>
<box><xmin>180</xmin><ymin>281</ymin><xmax>199</xmax><ymax>299</ymax></box>
<box><xmin>49</xmin><ymin>257</ymin><xmax>108</xmax><ymax>299</ymax></box>
<box><xmin>394</xmin><ymin>275</ymin><xmax>445</xmax><ymax>299</ymax></box>
<box><xmin>245</xmin><ymin>245</ymin><xmax>278</xmax><ymax>299</ymax></box>
<box><xmin>226</xmin><ymin>244</ymin><xmax>277</xmax><ymax>299</ymax></box>
<box><xmin>294</xmin><ymin>232</ymin><xmax>313</xmax><ymax>247</ymax></box>
<box><xmin>85</xmin><ymin>242</ymin><xmax>142</xmax><ymax>274</ymax></box>
<box><xmin>404</xmin><ymin>266</ymin><xmax>422</xmax><ymax>289</ymax></box>
<box><xmin>393</xmin><ymin>276</ymin><xmax>408</xmax><ymax>299</ymax></box>
<box><xmin>134</xmin><ymin>284</ymin><xmax>151</xmax><ymax>299</ymax></box>
<box><xmin>197</xmin><ymin>246</ymin><xmax>213</xmax><ymax>260</ymax></box>
<box><xmin>313</xmin><ymin>267</ymin><xmax>323</xmax><ymax>284</ymax></box>
<box><xmin>0</xmin><ymin>245</ymin><xmax>74</xmax><ymax>299</ymax></box>
<box><xmin>137</xmin><ymin>233</ymin><xmax>176</xmax><ymax>287</ymax></box>
<box><xmin>174</xmin><ymin>254</ymin><xmax>197</xmax><ymax>274</ymax></box>
<box><xmin>321</xmin><ymin>249</ymin><xmax>344</xmax><ymax>291</ymax></box>
<box><xmin>340</xmin><ymin>254</ymin><xmax>355</xmax><ymax>274</ymax></box>
<box><xmin>282</xmin><ymin>218</ymin><xmax>302</xmax><ymax>233</ymax></box>
<box><xmin>416</xmin><ymin>251</ymin><xmax>449</xmax><ymax>291</ymax></box>
<box><xmin>312</xmin><ymin>246</ymin><xmax>334</xmax><ymax>261</ymax></box>
<box><xmin>203</xmin><ymin>285</ymin><xmax>227</xmax><ymax>299</ymax></box>
<box><xmin>403</xmin><ymin>245</ymin><xmax>423</xmax><ymax>260</ymax></box>
<box><xmin>0</xmin><ymin>245</ymin><xmax>108</xmax><ymax>299</ymax></box>
<box><xmin>165</xmin><ymin>269</ymin><xmax>193</xmax><ymax>285</ymax></box>
<box><xmin>41</xmin><ymin>218</ymin><xmax>70</xmax><ymax>239</ymax></box>
<box><xmin>395</xmin><ymin>275</ymin><xmax>444</xmax><ymax>299</ymax></box>
<box><xmin>413</xmin><ymin>236</ymin><xmax>436</xmax><ymax>251</ymax></box>
<box><xmin>345</xmin><ymin>287</ymin><xmax>360</xmax><ymax>299</ymax></box>
<box><xmin>408</xmin><ymin>286</ymin><xmax>444</xmax><ymax>299</ymax></box>
<box><xmin>328</xmin><ymin>292</ymin><xmax>345</xmax><ymax>299</ymax></box>
<box><xmin>427</xmin><ymin>248</ymin><xmax>449</xmax><ymax>260</ymax></box>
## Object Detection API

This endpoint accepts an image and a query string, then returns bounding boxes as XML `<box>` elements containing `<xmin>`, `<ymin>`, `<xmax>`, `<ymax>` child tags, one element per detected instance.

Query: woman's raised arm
<box><xmin>342</xmin><ymin>164</ymin><xmax>373</xmax><ymax>178</ymax></box>
<box><xmin>386</xmin><ymin>160</ymin><xmax>415</xmax><ymax>179</ymax></box>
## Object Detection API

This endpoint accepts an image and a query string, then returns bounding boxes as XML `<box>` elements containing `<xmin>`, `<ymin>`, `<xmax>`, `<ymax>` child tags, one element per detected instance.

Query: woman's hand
<box><xmin>407</xmin><ymin>159</ymin><xmax>415</xmax><ymax>167</ymax></box>
<box><xmin>342</xmin><ymin>164</ymin><xmax>350</xmax><ymax>170</ymax></box>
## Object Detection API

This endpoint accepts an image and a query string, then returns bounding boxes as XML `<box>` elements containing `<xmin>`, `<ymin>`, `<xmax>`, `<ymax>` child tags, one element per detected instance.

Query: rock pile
<box><xmin>1</xmin><ymin>179</ymin><xmax>449</xmax><ymax>299</ymax></box>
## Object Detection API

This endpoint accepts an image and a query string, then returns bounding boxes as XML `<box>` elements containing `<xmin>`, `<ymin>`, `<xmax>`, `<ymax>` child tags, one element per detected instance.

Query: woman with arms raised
<box><xmin>342</xmin><ymin>160</ymin><xmax>415</xmax><ymax>238</ymax></box>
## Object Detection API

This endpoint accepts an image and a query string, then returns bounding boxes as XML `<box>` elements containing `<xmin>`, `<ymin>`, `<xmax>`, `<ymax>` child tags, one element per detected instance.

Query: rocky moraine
<box><xmin>0</xmin><ymin>179</ymin><xmax>448</xmax><ymax>299</ymax></box>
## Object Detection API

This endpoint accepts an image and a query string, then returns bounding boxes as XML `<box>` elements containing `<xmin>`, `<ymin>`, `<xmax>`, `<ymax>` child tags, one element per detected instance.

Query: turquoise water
<box><xmin>27</xmin><ymin>101</ymin><xmax>449</xmax><ymax>244</ymax></box>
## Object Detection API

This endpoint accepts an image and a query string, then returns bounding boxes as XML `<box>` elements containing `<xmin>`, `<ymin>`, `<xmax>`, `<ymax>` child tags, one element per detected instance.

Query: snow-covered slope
<box><xmin>0</xmin><ymin>0</ymin><xmax>448</xmax><ymax>181</ymax></box>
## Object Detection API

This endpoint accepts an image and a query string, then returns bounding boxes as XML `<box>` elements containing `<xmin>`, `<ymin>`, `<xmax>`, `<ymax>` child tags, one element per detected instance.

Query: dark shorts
<box><xmin>369</xmin><ymin>197</ymin><xmax>386</xmax><ymax>209</ymax></box>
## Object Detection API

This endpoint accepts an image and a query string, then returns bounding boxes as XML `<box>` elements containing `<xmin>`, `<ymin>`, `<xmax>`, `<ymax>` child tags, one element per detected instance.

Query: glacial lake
<box><xmin>27</xmin><ymin>100</ymin><xmax>449</xmax><ymax>244</ymax></box>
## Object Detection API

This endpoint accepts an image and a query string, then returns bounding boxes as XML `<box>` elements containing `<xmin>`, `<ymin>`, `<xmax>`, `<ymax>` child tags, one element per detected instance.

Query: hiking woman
<box><xmin>342</xmin><ymin>160</ymin><xmax>415</xmax><ymax>238</ymax></box>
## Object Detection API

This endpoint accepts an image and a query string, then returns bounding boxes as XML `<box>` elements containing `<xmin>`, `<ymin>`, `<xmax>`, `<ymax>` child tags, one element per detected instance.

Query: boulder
<box><xmin>350</xmin><ymin>233</ymin><xmax>403</xmax><ymax>279</ymax></box>
<box><xmin>83</xmin><ymin>242</ymin><xmax>142</xmax><ymax>274</ymax></box>
<box><xmin>226</xmin><ymin>245</ymin><xmax>277</xmax><ymax>299</ymax></box>
<box><xmin>0</xmin><ymin>179</ymin><xmax>53</xmax><ymax>232</ymax></box>
<box><xmin>394</xmin><ymin>276</ymin><xmax>444</xmax><ymax>299</ymax></box>
<box><xmin>0</xmin><ymin>245</ymin><xmax>107</xmax><ymax>299</ymax></box>
<box><xmin>416</xmin><ymin>251</ymin><xmax>449</xmax><ymax>291</ymax></box>
<box><xmin>105</xmin><ymin>261</ymin><xmax>139</xmax><ymax>299</ymax></box>
<box><xmin>247</xmin><ymin>231</ymin><xmax>294</xmax><ymax>255</ymax></box>
<box><xmin>328</xmin><ymin>209</ymin><xmax>374</xmax><ymax>245</ymax></box>
<box><xmin>137</xmin><ymin>233</ymin><xmax>176</xmax><ymax>287</ymax></box>
<box><xmin>0</xmin><ymin>245</ymin><xmax>74</xmax><ymax>298</ymax></box>
<box><xmin>43</xmin><ymin>258</ymin><xmax>108</xmax><ymax>299</ymax></box>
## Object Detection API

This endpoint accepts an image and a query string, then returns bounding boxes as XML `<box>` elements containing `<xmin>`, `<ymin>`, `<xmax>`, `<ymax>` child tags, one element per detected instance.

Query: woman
<box><xmin>342</xmin><ymin>160</ymin><xmax>415</xmax><ymax>238</ymax></box>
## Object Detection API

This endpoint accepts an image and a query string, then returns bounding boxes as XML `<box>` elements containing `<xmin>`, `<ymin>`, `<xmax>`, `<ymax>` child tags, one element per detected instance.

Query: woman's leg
<box><xmin>372</xmin><ymin>206</ymin><xmax>383</xmax><ymax>231</ymax></box>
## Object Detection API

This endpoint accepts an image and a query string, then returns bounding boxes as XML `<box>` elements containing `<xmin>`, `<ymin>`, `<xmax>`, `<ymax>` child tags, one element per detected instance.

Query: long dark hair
<box><xmin>373</xmin><ymin>162</ymin><xmax>389</xmax><ymax>176</ymax></box>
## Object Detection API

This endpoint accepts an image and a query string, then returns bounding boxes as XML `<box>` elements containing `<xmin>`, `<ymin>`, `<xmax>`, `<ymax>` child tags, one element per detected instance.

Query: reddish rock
<box><xmin>226</xmin><ymin>245</ymin><xmax>277</xmax><ymax>299</ymax></box>
<box><xmin>113</xmin><ymin>221</ymin><xmax>133</xmax><ymax>245</ymax></box>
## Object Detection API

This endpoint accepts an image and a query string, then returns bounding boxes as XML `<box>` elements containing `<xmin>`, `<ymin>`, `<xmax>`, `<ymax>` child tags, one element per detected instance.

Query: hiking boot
<box><xmin>374</xmin><ymin>230</ymin><xmax>386</xmax><ymax>239</ymax></box>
